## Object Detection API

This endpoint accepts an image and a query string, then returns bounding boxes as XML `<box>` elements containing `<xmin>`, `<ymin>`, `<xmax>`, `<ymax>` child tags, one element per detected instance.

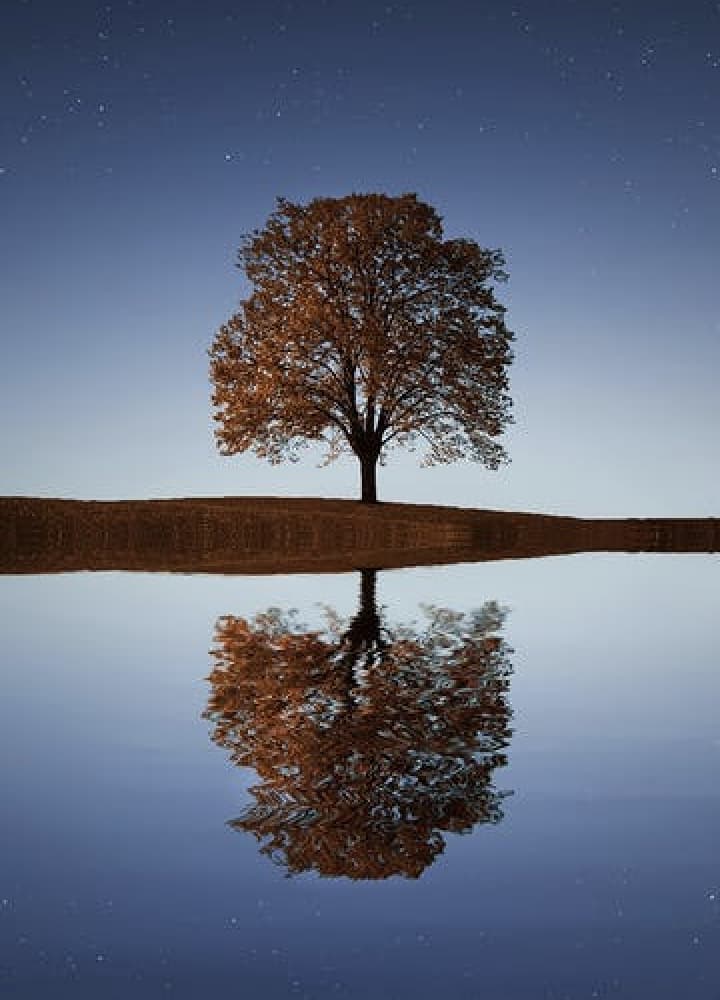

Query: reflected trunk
<box><xmin>341</xmin><ymin>569</ymin><xmax>384</xmax><ymax>705</ymax></box>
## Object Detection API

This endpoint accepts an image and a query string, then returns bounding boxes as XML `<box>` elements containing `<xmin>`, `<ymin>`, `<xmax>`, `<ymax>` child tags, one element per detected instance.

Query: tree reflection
<box><xmin>204</xmin><ymin>570</ymin><xmax>513</xmax><ymax>879</ymax></box>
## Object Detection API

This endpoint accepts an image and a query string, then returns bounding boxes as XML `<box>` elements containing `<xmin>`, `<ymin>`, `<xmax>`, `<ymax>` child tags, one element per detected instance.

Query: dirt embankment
<box><xmin>0</xmin><ymin>496</ymin><xmax>717</xmax><ymax>575</ymax></box>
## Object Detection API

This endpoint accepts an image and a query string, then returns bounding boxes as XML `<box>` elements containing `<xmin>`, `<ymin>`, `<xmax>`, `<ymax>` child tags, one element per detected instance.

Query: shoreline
<box><xmin>1</xmin><ymin>496</ymin><xmax>718</xmax><ymax>575</ymax></box>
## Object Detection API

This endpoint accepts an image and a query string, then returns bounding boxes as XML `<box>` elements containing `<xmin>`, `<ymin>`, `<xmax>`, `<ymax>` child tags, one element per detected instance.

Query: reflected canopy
<box><xmin>204</xmin><ymin>570</ymin><xmax>513</xmax><ymax>879</ymax></box>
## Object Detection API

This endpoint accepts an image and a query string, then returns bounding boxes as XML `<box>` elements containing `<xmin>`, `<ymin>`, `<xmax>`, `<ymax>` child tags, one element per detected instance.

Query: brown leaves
<box><xmin>204</xmin><ymin>594</ymin><xmax>513</xmax><ymax>879</ymax></box>
<box><xmin>209</xmin><ymin>193</ymin><xmax>514</xmax><ymax>491</ymax></box>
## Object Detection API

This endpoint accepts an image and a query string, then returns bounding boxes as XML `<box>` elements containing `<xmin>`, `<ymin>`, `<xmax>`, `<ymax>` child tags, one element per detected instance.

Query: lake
<box><xmin>0</xmin><ymin>552</ymin><xmax>718</xmax><ymax>998</ymax></box>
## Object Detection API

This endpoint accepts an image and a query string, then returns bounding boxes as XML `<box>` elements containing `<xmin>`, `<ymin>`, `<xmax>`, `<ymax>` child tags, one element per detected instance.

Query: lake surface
<box><xmin>1</xmin><ymin>553</ymin><xmax>718</xmax><ymax>998</ymax></box>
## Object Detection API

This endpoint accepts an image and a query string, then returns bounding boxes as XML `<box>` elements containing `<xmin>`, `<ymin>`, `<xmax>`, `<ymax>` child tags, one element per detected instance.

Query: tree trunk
<box><xmin>359</xmin><ymin>452</ymin><xmax>378</xmax><ymax>503</ymax></box>
<box><xmin>343</xmin><ymin>570</ymin><xmax>382</xmax><ymax>669</ymax></box>
<box><xmin>341</xmin><ymin>569</ymin><xmax>382</xmax><ymax>709</ymax></box>
<box><xmin>355</xmin><ymin>568</ymin><xmax>379</xmax><ymax>637</ymax></box>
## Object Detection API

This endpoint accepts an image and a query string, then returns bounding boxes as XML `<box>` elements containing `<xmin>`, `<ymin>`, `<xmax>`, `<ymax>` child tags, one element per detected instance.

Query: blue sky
<box><xmin>1</xmin><ymin>0</ymin><xmax>718</xmax><ymax>515</ymax></box>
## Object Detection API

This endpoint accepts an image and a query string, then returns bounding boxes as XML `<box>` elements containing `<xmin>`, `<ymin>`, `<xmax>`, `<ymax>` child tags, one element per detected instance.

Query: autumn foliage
<box><xmin>204</xmin><ymin>573</ymin><xmax>513</xmax><ymax>879</ymax></box>
<box><xmin>209</xmin><ymin>193</ymin><xmax>514</xmax><ymax>501</ymax></box>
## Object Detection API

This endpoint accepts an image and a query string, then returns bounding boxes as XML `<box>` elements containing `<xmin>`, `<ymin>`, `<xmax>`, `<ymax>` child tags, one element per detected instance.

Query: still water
<box><xmin>0</xmin><ymin>554</ymin><xmax>718</xmax><ymax>998</ymax></box>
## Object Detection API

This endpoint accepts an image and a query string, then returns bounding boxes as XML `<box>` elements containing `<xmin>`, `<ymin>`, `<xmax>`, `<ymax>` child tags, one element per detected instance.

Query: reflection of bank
<box><xmin>4</xmin><ymin>498</ymin><xmax>717</xmax><ymax>576</ymax></box>
<box><xmin>204</xmin><ymin>570</ymin><xmax>514</xmax><ymax>880</ymax></box>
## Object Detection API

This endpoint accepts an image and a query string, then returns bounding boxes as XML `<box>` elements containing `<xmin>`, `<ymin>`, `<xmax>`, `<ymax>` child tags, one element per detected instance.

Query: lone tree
<box><xmin>210</xmin><ymin>192</ymin><xmax>514</xmax><ymax>502</ymax></box>
<box><xmin>205</xmin><ymin>577</ymin><xmax>513</xmax><ymax>879</ymax></box>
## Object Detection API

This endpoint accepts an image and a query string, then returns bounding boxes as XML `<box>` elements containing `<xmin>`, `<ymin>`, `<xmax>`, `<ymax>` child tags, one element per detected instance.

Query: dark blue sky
<box><xmin>2</xmin><ymin>0</ymin><xmax>718</xmax><ymax>514</ymax></box>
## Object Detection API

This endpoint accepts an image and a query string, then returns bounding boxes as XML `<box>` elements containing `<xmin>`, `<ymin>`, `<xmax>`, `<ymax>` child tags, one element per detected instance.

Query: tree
<box><xmin>209</xmin><ymin>193</ymin><xmax>514</xmax><ymax>502</ymax></box>
<box><xmin>204</xmin><ymin>571</ymin><xmax>513</xmax><ymax>879</ymax></box>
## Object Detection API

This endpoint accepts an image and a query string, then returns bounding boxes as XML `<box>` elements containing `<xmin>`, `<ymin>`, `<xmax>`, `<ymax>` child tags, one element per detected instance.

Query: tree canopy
<box><xmin>204</xmin><ymin>572</ymin><xmax>513</xmax><ymax>880</ymax></box>
<box><xmin>209</xmin><ymin>192</ymin><xmax>514</xmax><ymax>501</ymax></box>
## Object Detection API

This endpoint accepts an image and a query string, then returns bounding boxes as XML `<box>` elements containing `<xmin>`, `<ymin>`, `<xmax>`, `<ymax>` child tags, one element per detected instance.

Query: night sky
<box><xmin>2</xmin><ymin>0</ymin><xmax>718</xmax><ymax>515</ymax></box>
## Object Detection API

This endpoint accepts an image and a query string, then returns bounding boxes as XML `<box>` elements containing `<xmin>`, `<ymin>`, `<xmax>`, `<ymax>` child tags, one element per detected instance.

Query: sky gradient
<box><xmin>2</xmin><ymin>0</ymin><xmax>718</xmax><ymax>515</ymax></box>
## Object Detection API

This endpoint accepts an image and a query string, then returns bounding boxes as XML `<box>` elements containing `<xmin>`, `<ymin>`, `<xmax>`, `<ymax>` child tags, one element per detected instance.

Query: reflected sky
<box><xmin>0</xmin><ymin>554</ymin><xmax>718</xmax><ymax>998</ymax></box>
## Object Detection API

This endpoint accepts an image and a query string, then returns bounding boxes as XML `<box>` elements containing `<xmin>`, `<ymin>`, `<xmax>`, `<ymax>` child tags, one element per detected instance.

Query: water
<box><xmin>0</xmin><ymin>554</ymin><xmax>718</xmax><ymax>998</ymax></box>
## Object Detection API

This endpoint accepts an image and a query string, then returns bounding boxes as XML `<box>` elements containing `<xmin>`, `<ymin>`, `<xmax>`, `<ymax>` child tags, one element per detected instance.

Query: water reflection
<box><xmin>204</xmin><ymin>570</ymin><xmax>513</xmax><ymax>879</ymax></box>
<box><xmin>3</xmin><ymin>497</ymin><xmax>717</xmax><ymax>575</ymax></box>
